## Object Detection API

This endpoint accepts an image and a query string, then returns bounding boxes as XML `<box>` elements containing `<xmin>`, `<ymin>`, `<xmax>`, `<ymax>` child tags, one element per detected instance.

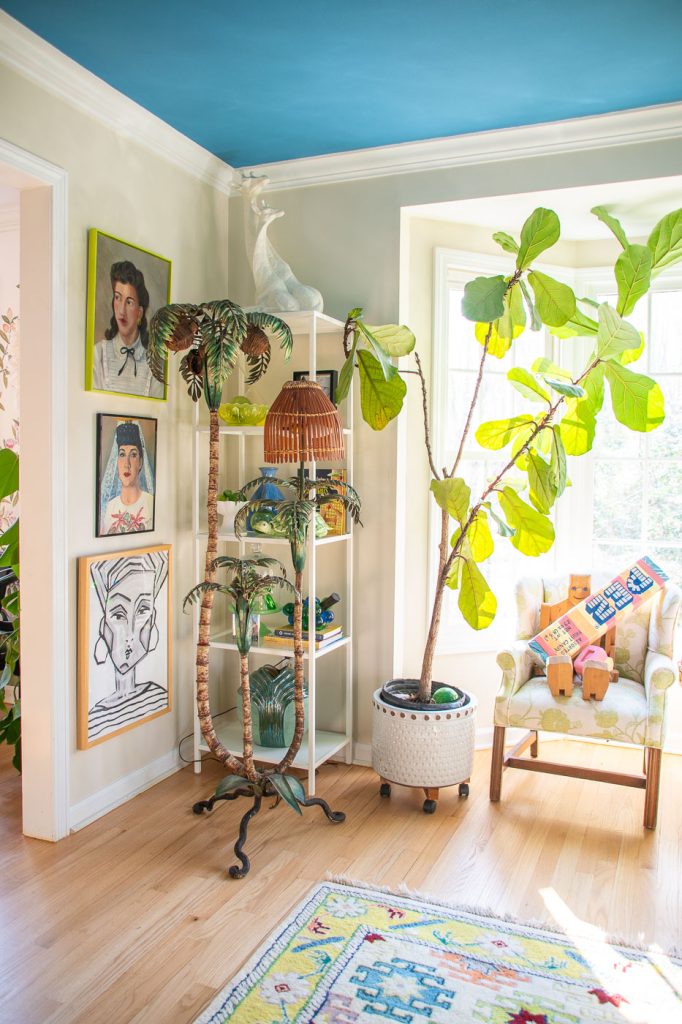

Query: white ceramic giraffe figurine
<box><xmin>240</xmin><ymin>172</ymin><xmax>324</xmax><ymax>312</ymax></box>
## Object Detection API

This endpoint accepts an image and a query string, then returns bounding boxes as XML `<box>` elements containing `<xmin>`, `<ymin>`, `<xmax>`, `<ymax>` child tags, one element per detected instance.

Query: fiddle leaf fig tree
<box><xmin>343</xmin><ymin>204</ymin><xmax>682</xmax><ymax>704</ymax></box>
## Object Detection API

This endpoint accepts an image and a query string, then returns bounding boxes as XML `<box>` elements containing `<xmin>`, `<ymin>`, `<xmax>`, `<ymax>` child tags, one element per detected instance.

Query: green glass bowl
<box><xmin>218</xmin><ymin>400</ymin><xmax>269</xmax><ymax>426</ymax></box>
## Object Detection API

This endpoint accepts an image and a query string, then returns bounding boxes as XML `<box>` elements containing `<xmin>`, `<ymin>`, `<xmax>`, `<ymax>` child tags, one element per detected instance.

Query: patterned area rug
<box><xmin>195</xmin><ymin>880</ymin><xmax>682</xmax><ymax>1023</ymax></box>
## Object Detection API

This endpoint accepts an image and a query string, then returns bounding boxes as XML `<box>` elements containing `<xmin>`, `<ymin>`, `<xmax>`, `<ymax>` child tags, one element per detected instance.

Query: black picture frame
<box><xmin>96</xmin><ymin>413</ymin><xmax>158</xmax><ymax>537</ymax></box>
<box><xmin>293</xmin><ymin>369</ymin><xmax>338</xmax><ymax>405</ymax></box>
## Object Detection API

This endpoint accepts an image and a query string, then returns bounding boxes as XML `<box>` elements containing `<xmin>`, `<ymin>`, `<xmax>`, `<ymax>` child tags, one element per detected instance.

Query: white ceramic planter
<box><xmin>217</xmin><ymin>500</ymin><xmax>246</xmax><ymax>534</ymax></box>
<box><xmin>372</xmin><ymin>686</ymin><xmax>477</xmax><ymax>809</ymax></box>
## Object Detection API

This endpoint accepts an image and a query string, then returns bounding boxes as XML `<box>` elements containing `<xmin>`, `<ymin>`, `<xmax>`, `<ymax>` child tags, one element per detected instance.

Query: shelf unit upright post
<box><xmin>191</xmin><ymin>311</ymin><xmax>353</xmax><ymax>796</ymax></box>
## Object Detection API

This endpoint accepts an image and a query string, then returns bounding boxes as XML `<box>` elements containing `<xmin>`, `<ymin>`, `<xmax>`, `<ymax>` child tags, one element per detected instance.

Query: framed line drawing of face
<box><xmin>96</xmin><ymin>414</ymin><xmax>157</xmax><ymax>537</ymax></box>
<box><xmin>85</xmin><ymin>229</ymin><xmax>172</xmax><ymax>400</ymax></box>
<box><xmin>77</xmin><ymin>545</ymin><xmax>171</xmax><ymax>749</ymax></box>
<box><xmin>293</xmin><ymin>369</ymin><xmax>338</xmax><ymax>405</ymax></box>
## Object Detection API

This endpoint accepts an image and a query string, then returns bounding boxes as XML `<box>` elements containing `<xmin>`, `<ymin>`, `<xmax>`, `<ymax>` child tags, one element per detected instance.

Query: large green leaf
<box><xmin>0</xmin><ymin>448</ymin><xmax>18</xmax><ymax>501</ymax></box>
<box><xmin>647</xmin><ymin>209</ymin><xmax>682</xmax><ymax>275</ymax></box>
<box><xmin>357</xmin><ymin>349</ymin><xmax>407</xmax><ymax>430</ymax></box>
<box><xmin>614</xmin><ymin>244</ymin><xmax>652</xmax><ymax>316</ymax></box>
<box><xmin>550</xmin><ymin>426</ymin><xmax>567</xmax><ymax>497</ymax></box>
<box><xmin>498</xmin><ymin>487</ymin><xmax>555</xmax><ymax>556</ymax></box>
<box><xmin>365</xmin><ymin>323</ymin><xmax>416</xmax><ymax>357</ymax></box>
<box><xmin>492</xmin><ymin>231</ymin><xmax>519</xmax><ymax>254</ymax></box>
<box><xmin>591</xmin><ymin>205</ymin><xmax>629</xmax><ymax>249</ymax></box>
<box><xmin>542</xmin><ymin>378</ymin><xmax>585</xmax><ymax>399</ymax></box>
<box><xmin>431</xmin><ymin>477</ymin><xmax>471</xmax><ymax>524</ymax></box>
<box><xmin>475</xmin><ymin>415</ymin><xmax>535</xmax><ymax>450</ymax></box>
<box><xmin>527</xmin><ymin>452</ymin><xmax>557</xmax><ymax>514</ymax></box>
<box><xmin>356</xmin><ymin>322</ymin><xmax>399</xmax><ymax>382</ymax></box>
<box><xmin>532</xmin><ymin>357</ymin><xmax>572</xmax><ymax>380</ymax></box>
<box><xmin>559</xmin><ymin>396</ymin><xmax>596</xmax><ymax>455</ymax></box>
<box><xmin>507</xmin><ymin>368</ymin><xmax>550</xmax><ymax>404</ymax></box>
<box><xmin>458</xmin><ymin>558</ymin><xmax>497</xmax><ymax>630</ymax></box>
<box><xmin>467</xmin><ymin>509</ymin><xmax>494</xmax><ymax>561</ymax></box>
<box><xmin>516</xmin><ymin>208</ymin><xmax>560</xmax><ymax>270</ymax></box>
<box><xmin>269</xmin><ymin>773</ymin><xmax>303</xmax><ymax>814</ymax></box>
<box><xmin>461</xmin><ymin>276</ymin><xmax>507</xmax><ymax>323</ymax></box>
<box><xmin>0</xmin><ymin>519</ymin><xmax>19</xmax><ymax>568</ymax></box>
<box><xmin>595</xmin><ymin>303</ymin><xmax>642</xmax><ymax>360</ymax></box>
<box><xmin>474</xmin><ymin>284</ymin><xmax>525</xmax><ymax>356</ymax></box>
<box><xmin>485</xmin><ymin>502</ymin><xmax>516</xmax><ymax>538</ymax></box>
<box><xmin>580</xmin><ymin>363</ymin><xmax>605</xmax><ymax>415</ymax></box>
<box><xmin>528</xmin><ymin>271</ymin><xmax>576</xmax><ymax>327</ymax></box>
<box><xmin>604</xmin><ymin>361</ymin><xmax>665</xmax><ymax>432</ymax></box>
<box><xmin>519</xmin><ymin>278</ymin><xmax>542</xmax><ymax>331</ymax></box>
<box><xmin>549</xmin><ymin>307</ymin><xmax>599</xmax><ymax>339</ymax></box>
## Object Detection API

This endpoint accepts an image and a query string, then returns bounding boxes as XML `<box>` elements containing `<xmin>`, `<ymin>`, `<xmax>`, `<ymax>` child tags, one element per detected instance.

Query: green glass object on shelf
<box><xmin>237</xmin><ymin>662</ymin><xmax>308</xmax><ymax>747</ymax></box>
<box><xmin>218</xmin><ymin>395</ymin><xmax>269</xmax><ymax>426</ymax></box>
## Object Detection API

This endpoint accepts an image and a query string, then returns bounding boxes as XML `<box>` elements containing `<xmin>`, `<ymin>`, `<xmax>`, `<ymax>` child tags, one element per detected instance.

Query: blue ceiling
<box><xmin>4</xmin><ymin>0</ymin><xmax>682</xmax><ymax>168</ymax></box>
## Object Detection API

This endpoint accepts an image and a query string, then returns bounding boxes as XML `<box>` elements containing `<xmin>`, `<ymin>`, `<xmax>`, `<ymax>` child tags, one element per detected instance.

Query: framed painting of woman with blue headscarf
<box><xmin>96</xmin><ymin>414</ymin><xmax>157</xmax><ymax>537</ymax></box>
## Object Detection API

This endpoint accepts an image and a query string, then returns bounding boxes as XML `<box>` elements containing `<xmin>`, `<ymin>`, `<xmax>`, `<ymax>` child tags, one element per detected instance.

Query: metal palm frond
<box><xmin>148</xmin><ymin>303</ymin><xmax>201</xmax><ymax>384</ymax></box>
<box><xmin>245</xmin><ymin>312</ymin><xmax>294</xmax><ymax>361</ymax></box>
<box><xmin>271</xmin><ymin>500</ymin><xmax>317</xmax><ymax>546</ymax></box>
<box><xmin>211</xmin><ymin>553</ymin><xmax>287</xmax><ymax>574</ymax></box>
<box><xmin>183</xmin><ymin>579</ymin><xmax>232</xmax><ymax>611</ymax></box>
<box><xmin>179</xmin><ymin>347</ymin><xmax>204</xmax><ymax>401</ymax></box>
<box><xmin>201</xmin><ymin>302</ymin><xmax>247</xmax><ymax>409</ymax></box>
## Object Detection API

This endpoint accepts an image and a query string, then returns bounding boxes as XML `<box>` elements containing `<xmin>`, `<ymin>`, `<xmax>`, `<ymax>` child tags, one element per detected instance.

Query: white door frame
<box><xmin>0</xmin><ymin>139</ymin><xmax>69</xmax><ymax>840</ymax></box>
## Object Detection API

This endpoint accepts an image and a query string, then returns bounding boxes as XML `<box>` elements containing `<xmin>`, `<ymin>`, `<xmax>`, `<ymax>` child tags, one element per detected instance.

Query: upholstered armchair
<box><xmin>490</xmin><ymin>574</ymin><xmax>681</xmax><ymax>829</ymax></box>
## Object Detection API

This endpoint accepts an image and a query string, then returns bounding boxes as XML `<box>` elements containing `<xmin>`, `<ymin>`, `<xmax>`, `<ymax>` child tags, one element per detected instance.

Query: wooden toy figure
<box><xmin>540</xmin><ymin>574</ymin><xmax>617</xmax><ymax>701</ymax></box>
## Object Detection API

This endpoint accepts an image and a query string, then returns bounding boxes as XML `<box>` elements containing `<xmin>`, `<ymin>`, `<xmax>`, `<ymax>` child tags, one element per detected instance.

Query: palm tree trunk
<box><xmin>239</xmin><ymin>652</ymin><xmax>258</xmax><ymax>782</ymax></box>
<box><xmin>277</xmin><ymin>567</ymin><xmax>305</xmax><ymax>772</ymax></box>
<box><xmin>418</xmin><ymin>506</ymin><xmax>449</xmax><ymax>701</ymax></box>
<box><xmin>196</xmin><ymin>408</ymin><xmax>244</xmax><ymax>775</ymax></box>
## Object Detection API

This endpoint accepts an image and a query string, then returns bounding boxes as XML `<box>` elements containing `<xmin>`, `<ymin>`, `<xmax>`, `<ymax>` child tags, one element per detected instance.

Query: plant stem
<box><xmin>414</xmin><ymin>352</ymin><xmax>440</xmax><ymax>481</ymax></box>
<box><xmin>277</xmin><ymin>565</ymin><xmax>305</xmax><ymax>773</ymax></box>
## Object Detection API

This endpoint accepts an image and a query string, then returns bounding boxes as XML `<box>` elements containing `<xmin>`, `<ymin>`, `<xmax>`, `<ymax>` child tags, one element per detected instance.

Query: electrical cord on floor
<box><xmin>178</xmin><ymin>705</ymin><xmax>237</xmax><ymax>765</ymax></box>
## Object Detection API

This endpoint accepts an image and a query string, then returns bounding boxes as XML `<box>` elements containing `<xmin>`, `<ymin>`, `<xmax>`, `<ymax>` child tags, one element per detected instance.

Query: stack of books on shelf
<box><xmin>263</xmin><ymin>623</ymin><xmax>343</xmax><ymax>651</ymax></box>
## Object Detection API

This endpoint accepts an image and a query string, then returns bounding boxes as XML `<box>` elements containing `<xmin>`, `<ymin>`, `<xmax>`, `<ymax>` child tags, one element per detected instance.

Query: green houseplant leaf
<box><xmin>461</xmin><ymin>275</ymin><xmax>507</xmax><ymax>323</ymax></box>
<box><xmin>0</xmin><ymin>448</ymin><xmax>19</xmax><ymax>501</ymax></box>
<box><xmin>492</xmin><ymin>231</ymin><xmax>519</xmax><ymax>254</ymax></box>
<box><xmin>591</xmin><ymin>205</ymin><xmax>629</xmax><ymax>249</ymax></box>
<box><xmin>498</xmin><ymin>487</ymin><xmax>555</xmax><ymax>555</ymax></box>
<box><xmin>604</xmin><ymin>362</ymin><xmax>665</xmax><ymax>432</ymax></box>
<box><xmin>614</xmin><ymin>244</ymin><xmax>652</xmax><ymax>316</ymax></box>
<box><xmin>365</xmin><ymin>323</ymin><xmax>416</xmax><ymax>358</ymax></box>
<box><xmin>595</xmin><ymin>303</ymin><xmax>642</xmax><ymax>359</ymax></box>
<box><xmin>647</xmin><ymin>209</ymin><xmax>682</xmax><ymax>275</ymax></box>
<box><xmin>458</xmin><ymin>557</ymin><xmax>497</xmax><ymax>630</ymax></box>
<box><xmin>550</xmin><ymin>426</ymin><xmax>567</xmax><ymax>497</ymax></box>
<box><xmin>559</xmin><ymin>396</ymin><xmax>597</xmax><ymax>455</ymax></box>
<box><xmin>507</xmin><ymin>368</ymin><xmax>550</xmax><ymax>404</ymax></box>
<box><xmin>527</xmin><ymin>271</ymin><xmax>576</xmax><ymax>326</ymax></box>
<box><xmin>475</xmin><ymin>415</ymin><xmax>535</xmax><ymax>450</ymax></box>
<box><xmin>357</xmin><ymin>349</ymin><xmax>407</xmax><ymax>429</ymax></box>
<box><xmin>527</xmin><ymin>451</ymin><xmax>557</xmax><ymax>514</ymax></box>
<box><xmin>430</xmin><ymin>477</ymin><xmax>471</xmax><ymax>524</ymax></box>
<box><xmin>467</xmin><ymin>509</ymin><xmax>494</xmax><ymax>562</ymax></box>
<box><xmin>516</xmin><ymin>208</ymin><xmax>560</xmax><ymax>270</ymax></box>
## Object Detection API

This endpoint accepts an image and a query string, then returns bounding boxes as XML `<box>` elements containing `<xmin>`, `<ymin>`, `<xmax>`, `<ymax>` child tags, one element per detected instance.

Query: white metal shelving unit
<box><xmin>191</xmin><ymin>311</ymin><xmax>353</xmax><ymax>794</ymax></box>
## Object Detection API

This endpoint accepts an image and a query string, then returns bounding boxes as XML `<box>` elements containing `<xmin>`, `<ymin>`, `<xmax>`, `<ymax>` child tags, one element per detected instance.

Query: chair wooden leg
<box><xmin>643</xmin><ymin>746</ymin><xmax>662</xmax><ymax>830</ymax></box>
<box><xmin>530</xmin><ymin>731</ymin><xmax>539</xmax><ymax>758</ymax></box>
<box><xmin>489</xmin><ymin>726</ymin><xmax>506</xmax><ymax>802</ymax></box>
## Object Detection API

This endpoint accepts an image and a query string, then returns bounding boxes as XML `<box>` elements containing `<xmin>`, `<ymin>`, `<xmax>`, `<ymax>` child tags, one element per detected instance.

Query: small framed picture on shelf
<box><xmin>293</xmin><ymin>369</ymin><xmax>338</xmax><ymax>405</ymax></box>
<box><xmin>317</xmin><ymin>468</ymin><xmax>347</xmax><ymax>536</ymax></box>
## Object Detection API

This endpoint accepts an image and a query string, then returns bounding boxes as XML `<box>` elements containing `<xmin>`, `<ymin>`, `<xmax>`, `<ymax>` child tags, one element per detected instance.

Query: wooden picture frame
<box><xmin>77</xmin><ymin>544</ymin><xmax>172</xmax><ymax>749</ymax></box>
<box><xmin>85</xmin><ymin>228</ymin><xmax>171</xmax><ymax>400</ymax></box>
<box><xmin>293</xmin><ymin>369</ymin><xmax>338</xmax><ymax>405</ymax></box>
<box><xmin>96</xmin><ymin>414</ymin><xmax>158</xmax><ymax>537</ymax></box>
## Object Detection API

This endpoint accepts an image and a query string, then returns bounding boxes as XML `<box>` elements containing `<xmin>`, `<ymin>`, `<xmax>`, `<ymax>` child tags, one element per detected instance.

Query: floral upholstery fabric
<box><xmin>497</xmin><ymin>575</ymin><xmax>681</xmax><ymax>749</ymax></box>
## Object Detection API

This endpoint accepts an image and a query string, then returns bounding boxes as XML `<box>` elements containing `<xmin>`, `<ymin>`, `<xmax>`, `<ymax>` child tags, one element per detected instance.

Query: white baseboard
<box><xmin>69</xmin><ymin>749</ymin><xmax>183</xmax><ymax>832</ymax></box>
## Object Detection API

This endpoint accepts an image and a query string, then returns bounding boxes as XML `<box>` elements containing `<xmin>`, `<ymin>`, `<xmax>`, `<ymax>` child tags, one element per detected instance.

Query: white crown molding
<box><xmin>244</xmin><ymin>102</ymin><xmax>682</xmax><ymax>192</ymax></box>
<box><xmin>0</xmin><ymin>11</ymin><xmax>240</xmax><ymax>196</ymax></box>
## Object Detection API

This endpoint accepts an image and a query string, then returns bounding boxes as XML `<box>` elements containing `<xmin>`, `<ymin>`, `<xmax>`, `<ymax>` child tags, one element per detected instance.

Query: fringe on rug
<box><xmin>324</xmin><ymin>873</ymin><xmax>682</xmax><ymax>960</ymax></box>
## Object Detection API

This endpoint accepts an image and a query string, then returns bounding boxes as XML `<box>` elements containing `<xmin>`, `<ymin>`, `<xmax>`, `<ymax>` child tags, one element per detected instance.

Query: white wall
<box><xmin>228</xmin><ymin>136</ymin><xmax>682</xmax><ymax>753</ymax></box>
<box><xmin>0</xmin><ymin>59</ymin><xmax>231</xmax><ymax>827</ymax></box>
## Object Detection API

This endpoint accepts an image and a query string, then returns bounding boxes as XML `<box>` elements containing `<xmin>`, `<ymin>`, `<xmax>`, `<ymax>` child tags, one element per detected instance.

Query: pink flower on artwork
<box><xmin>589</xmin><ymin>988</ymin><xmax>629</xmax><ymax>1007</ymax></box>
<box><xmin>507</xmin><ymin>1010</ymin><xmax>548</xmax><ymax>1024</ymax></box>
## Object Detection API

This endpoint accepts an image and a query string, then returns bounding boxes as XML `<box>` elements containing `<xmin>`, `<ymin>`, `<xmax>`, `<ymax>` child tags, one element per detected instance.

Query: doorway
<box><xmin>0</xmin><ymin>139</ymin><xmax>69</xmax><ymax>840</ymax></box>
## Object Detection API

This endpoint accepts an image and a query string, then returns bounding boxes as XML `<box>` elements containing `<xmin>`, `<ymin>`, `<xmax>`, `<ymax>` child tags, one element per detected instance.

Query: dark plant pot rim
<box><xmin>379</xmin><ymin>678</ymin><xmax>470</xmax><ymax>712</ymax></box>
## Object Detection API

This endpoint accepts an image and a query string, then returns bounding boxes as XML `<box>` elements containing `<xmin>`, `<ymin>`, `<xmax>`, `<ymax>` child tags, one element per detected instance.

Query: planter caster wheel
<box><xmin>423</xmin><ymin>799</ymin><xmax>437</xmax><ymax>814</ymax></box>
<box><xmin>379</xmin><ymin>782</ymin><xmax>391</xmax><ymax>798</ymax></box>
<box><xmin>458</xmin><ymin>783</ymin><xmax>470</xmax><ymax>798</ymax></box>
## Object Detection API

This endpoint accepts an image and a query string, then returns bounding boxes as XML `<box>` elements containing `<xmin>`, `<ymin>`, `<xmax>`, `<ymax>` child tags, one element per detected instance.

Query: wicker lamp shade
<box><xmin>264</xmin><ymin>379</ymin><xmax>344</xmax><ymax>463</ymax></box>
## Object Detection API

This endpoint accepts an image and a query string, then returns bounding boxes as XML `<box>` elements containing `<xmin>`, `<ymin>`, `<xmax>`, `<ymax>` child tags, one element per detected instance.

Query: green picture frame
<box><xmin>85</xmin><ymin>228</ymin><xmax>172</xmax><ymax>400</ymax></box>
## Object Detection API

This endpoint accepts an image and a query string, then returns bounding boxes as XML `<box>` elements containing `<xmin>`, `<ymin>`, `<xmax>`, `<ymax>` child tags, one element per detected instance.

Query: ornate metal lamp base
<box><xmin>192</xmin><ymin>786</ymin><xmax>345</xmax><ymax>879</ymax></box>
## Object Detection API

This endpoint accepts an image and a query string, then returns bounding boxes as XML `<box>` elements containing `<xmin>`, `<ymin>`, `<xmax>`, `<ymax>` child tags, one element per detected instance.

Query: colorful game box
<box><xmin>529</xmin><ymin>556</ymin><xmax>668</xmax><ymax>664</ymax></box>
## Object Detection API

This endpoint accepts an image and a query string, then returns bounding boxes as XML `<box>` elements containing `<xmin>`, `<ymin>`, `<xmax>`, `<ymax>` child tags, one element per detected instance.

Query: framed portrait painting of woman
<box><xmin>96</xmin><ymin>414</ymin><xmax>157</xmax><ymax>537</ymax></box>
<box><xmin>85</xmin><ymin>229</ymin><xmax>172</xmax><ymax>400</ymax></box>
<box><xmin>77</xmin><ymin>544</ymin><xmax>172</xmax><ymax>749</ymax></box>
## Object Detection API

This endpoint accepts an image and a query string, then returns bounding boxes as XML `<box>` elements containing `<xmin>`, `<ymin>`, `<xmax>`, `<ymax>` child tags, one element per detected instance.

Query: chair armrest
<box><xmin>643</xmin><ymin>649</ymin><xmax>675</xmax><ymax>748</ymax></box>
<box><xmin>496</xmin><ymin>640</ymin><xmax>535</xmax><ymax>699</ymax></box>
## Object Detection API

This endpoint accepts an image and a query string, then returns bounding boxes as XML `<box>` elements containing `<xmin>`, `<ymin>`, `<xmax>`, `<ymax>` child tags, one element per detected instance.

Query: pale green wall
<box><xmin>229</xmin><ymin>138</ymin><xmax>682</xmax><ymax>751</ymax></box>
<box><xmin>0</xmin><ymin>61</ymin><xmax>230</xmax><ymax>811</ymax></box>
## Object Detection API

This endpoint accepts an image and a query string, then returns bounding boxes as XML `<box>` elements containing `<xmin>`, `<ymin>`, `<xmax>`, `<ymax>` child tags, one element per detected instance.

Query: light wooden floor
<box><xmin>2</xmin><ymin>739</ymin><xmax>681</xmax><ymax>1023</ymax></box>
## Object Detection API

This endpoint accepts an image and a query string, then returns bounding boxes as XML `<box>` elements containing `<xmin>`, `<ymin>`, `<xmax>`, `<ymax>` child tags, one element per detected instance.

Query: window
<box><xmin>432</xmin><ymin>249</ymin><xmax>682</xmax><ymax>655</ymax></box>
